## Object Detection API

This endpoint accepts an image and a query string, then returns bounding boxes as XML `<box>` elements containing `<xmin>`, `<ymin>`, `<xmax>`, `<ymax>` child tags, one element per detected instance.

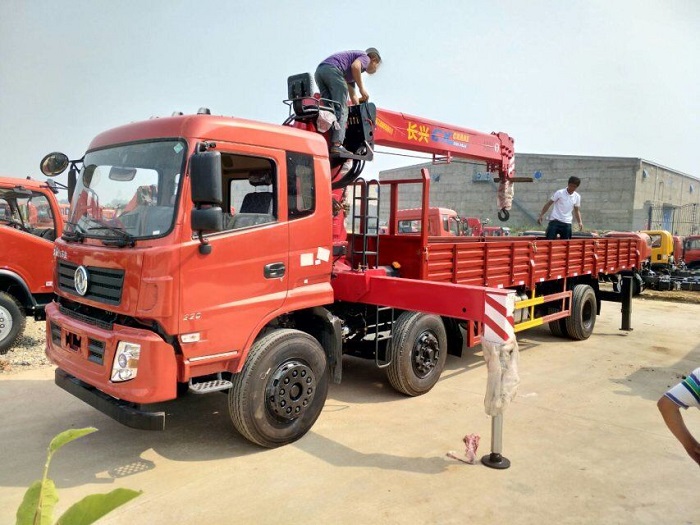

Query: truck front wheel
<box><xmin>387</xmin><ymin>312</ymin><xmax>447</xmax><ymax>396</ymax></box>
<box><xmin>564</xmin><ymin>284</ymin><xmax>597</xmax><ymax>340</ymax></box>
<box><xmin>0</xmin><ymin>292</ymin><xmax>26</xmax><ymax>354</ymax></box>
<box><xmin>228</xmin><ymin>329</ymin><xmax>329</xmax><ymax>448</ymax></box>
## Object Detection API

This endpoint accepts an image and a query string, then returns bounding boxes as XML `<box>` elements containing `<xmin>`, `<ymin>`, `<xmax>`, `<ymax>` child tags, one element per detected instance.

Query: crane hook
<box><xmin>498</xmin><ymin>208</ymin><xmax>510</xmax><ymax>222</ymax></box>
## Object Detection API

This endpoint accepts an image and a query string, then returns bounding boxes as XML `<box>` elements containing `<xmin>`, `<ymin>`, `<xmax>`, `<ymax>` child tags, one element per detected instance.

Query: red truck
<box><xmin>0</xmin><ymin>177</ymin><xmax>65</xmax><ymax>353</ymax></box>
<box><xmin>40</xmin><ymin>75</ymin><xmax>645</xmax><ymax>448</ymax></box>
<box><xmin>682</xmin><ymin>235</ymin><xmax>700</xmax><ymax>269</ymax></box>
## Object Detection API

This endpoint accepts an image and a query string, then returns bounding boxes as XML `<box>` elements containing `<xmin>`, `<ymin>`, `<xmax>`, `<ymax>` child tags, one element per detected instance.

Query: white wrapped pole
<box><xmin>481</xmin><ymin>291</ymin><xmax>520</xmax><ymax>469</ymax></box>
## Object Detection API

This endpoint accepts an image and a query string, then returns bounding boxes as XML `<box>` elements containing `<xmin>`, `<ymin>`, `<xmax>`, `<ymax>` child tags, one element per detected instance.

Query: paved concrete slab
<box><xmin>1</xmin><ymin>298</ymin><xmax>698</xmax><ymax>524</ymax></box>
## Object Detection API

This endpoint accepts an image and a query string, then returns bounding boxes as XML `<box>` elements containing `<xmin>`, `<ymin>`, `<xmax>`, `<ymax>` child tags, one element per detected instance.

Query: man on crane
<box><xmin>314</xmin><ymin>48</ymin><xmax>382</xmax><ymax>156</ymax></box>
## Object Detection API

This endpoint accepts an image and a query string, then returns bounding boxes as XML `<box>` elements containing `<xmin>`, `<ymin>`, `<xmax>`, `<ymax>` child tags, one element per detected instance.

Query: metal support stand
<box><xmin>620</xmin><ymin>275</ymin><xmax>633</xmax><ymax>331</ymax></box>
<box><xmin>481</xmin><ymin>413</ymin><xmax>511</xmax><ymax>469</ymax></box>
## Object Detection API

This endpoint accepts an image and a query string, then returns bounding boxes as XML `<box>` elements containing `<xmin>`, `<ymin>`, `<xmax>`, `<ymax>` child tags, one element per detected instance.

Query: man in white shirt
<box><xmin>537</xmin><ymin>176</ymin><xmax>583</xmax><ymax>240</ymax></box>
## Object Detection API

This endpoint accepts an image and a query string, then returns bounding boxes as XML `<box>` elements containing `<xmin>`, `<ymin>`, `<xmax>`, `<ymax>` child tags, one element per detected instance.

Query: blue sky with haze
<box><xmin>1</xmin><ymin>0</ymin><xmax>698</xmax><ymax>187</ymax></box>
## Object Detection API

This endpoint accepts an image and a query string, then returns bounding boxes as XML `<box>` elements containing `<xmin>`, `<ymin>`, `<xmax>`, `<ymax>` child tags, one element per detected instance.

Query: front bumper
<box><xmin>55</xmin><ymin>368</ymin><xmax>165</xmax><ymax>431</ymax></box>
<box><xmin>45</xmin><ymin>301</ymin><xmax>178</xmax><ymax>405</ymax></box>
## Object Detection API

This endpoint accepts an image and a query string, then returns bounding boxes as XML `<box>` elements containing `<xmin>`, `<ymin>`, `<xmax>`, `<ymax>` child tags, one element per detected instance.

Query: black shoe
<box><xmin>330</xmin><ymin>145</ymin><xmax>351</xmax><ymax>156</ymax></box>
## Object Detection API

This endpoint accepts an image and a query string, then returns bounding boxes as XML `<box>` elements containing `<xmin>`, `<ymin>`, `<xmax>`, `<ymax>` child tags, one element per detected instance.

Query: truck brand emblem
<box><xmin>74</xmin><ymin>266</ymin><xmax>89</xmax><ymax>296</ymax></box>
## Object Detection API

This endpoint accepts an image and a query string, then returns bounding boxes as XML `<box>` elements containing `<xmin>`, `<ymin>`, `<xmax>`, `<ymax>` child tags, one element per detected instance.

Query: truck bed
<box><xmin>372</xmin><ymin>235</ymin><xmax>644</xmax><ymax>289</ymax></box>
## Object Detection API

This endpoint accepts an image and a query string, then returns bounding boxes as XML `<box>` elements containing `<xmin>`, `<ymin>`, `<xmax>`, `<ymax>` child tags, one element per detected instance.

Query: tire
<box><xmin>0</xmin><ymin>292</ymin><xmax>26</xmax><ymax>354</ymax></box>
<box><xmin>548</xmin><ymin>318</ymin><xmax>567</xmax><ymax>337</ymax></box>
<box><xmin>228</xmin><ymin>329</ymin><xmax>328</xmax><ymax>448</ymax></box>
<box><xmin>387</xmin><ymin>312</ymin><xmax>447</xmax><ymax>397</ymax></box>
<box><xmin>564</xmin><ymin>284</ymin><xmax>597</xmax><ymax>340</ymax></box>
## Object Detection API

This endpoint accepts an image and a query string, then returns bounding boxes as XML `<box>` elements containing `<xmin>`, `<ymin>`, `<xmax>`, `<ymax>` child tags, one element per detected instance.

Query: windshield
<box><xmin>0</xmin><ymin>187</ymin><xmax>58</xmax><ymax>239</ymax></box>
<box><xmin>67</xmin><ymin>140</ymin><xmax>185</xmax><ymax>242</ymax></box>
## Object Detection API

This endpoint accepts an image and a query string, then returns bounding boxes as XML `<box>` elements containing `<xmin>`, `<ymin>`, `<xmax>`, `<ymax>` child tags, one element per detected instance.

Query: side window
<box><xmin>220</xmin><ymin>153</ymin><xmax>277</xmax><ymax>231</ymax></box>
<box><xmin>286</xmin><ymin>152</ymin><xmax>315</xmax><ymax>219</ymax></box>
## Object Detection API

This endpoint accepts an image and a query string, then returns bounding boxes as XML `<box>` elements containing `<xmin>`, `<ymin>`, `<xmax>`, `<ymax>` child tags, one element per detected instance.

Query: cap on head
<box><xmin>366</xmin><ymin>47</ymin><xmax>381</xmax><ymax>62</ymax></box>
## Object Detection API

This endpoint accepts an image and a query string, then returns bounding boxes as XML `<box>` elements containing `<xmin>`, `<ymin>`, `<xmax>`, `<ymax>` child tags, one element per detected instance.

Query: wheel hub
<box><xmin>266</xmin><ymin>360</ymin><xmax>316</xmax><ymax>421</ymax></box>
<box><xmin>412</xmin><ymin>331</ymin><xmax>439</xmax><ymax>378</ymax></box>
<box><xmin>0</xmin><ymin>305</ymin><xmax>12</xmax><ymax>342</ymax></box>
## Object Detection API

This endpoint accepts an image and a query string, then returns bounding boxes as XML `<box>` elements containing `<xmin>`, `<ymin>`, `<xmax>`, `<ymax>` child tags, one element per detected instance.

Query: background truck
<box><xmin>0</xmin><ymin>177</ymin><xmax>64</xmax><ymax>352</ymax></box>
<box><xmin>682</xmin><ymin>235</ymin><xmax>700</xmax><ymax>269</ymax></box>
<box><xmin>395</xmin><ymin>207</ymin><xmax>463</xmax><ymax>236</ymax></box>
<box><xmin>41</xmin><ymin>75</ymin><xmax>645</xmax><ymax>448</ymax></box>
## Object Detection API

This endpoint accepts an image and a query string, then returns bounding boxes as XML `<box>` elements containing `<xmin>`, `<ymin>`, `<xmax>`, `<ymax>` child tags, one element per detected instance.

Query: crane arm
<box><xmin>373</xmin><ymin>108</ymin><xmax>514</xmax><ymax>181</ymax></box>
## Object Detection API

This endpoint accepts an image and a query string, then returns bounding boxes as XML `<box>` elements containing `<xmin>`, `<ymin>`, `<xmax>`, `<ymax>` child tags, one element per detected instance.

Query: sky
<box><xmin>1</xmin><ymin>0</ymin><xmax>698</xmax><ymax>191</ymax></box>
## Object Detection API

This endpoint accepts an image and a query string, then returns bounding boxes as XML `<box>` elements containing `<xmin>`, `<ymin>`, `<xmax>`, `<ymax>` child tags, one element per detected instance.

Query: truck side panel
<box><xmin>373</xmin><ymin>236</ymin><xmax>643</xmax><ymax>289</ymax></box>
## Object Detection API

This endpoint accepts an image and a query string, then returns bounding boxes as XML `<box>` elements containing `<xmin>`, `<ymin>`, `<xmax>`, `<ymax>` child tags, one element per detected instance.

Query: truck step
<box><xmin>189</xmin><ymin>375</ymin><xmax>233</xmax><ymax>394</ymax></box>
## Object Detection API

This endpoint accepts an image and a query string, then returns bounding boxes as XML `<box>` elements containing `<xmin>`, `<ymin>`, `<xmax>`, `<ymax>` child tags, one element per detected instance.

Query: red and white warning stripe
<box><xmin>483</xmin><ymin>292</ymin><xmax>516</xmax><ymax>343</ymax></box>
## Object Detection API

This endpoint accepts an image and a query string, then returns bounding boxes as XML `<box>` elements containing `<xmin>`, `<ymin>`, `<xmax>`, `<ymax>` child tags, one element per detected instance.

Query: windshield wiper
<box><xmin>88</xmin><ymin>224</ymin><xmax>136</xmax><ymax>247</ymax></box>
<box><xmin>61</xmin><ymin>221</ymin><xmax>86</xmax><ymax>242</ymax></box>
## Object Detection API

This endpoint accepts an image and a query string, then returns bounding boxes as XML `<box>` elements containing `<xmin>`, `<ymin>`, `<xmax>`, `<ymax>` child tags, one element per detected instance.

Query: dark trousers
<box><xmin>314</xmin><ymin>64</ymin><xmax>348</xmax><ymax>144</ymax></box>
<box><xmin>546</xmin><ymin>219</ymin><xmax>572</xmax><ymax>240</ymax></box>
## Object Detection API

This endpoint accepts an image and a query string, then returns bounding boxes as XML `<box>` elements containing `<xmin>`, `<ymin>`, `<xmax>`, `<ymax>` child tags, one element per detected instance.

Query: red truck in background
<box><xmin>482</xmin><ymin>225</ymin><xmax>511</xmax><ymax>237</ymax></box>
<box><xmin>0</xmin><ymin>177</ymin><xmax>65</xmax><ymax>353</ymax></box>
<box><xmin>393</xmin><ymin>208</ymin><xmax>493</xmax><ymax>237</ymax></box>
<box><xmin>395</xmin><ymin>207</ymin><xmax>463</xmax><ymax>236</ymax></box>
<box><xmin>683</xmin><ymin>235</ymin><xmax>700</xmax><ymax>269</ymax></box>
<box><xmin>39</xmin><ymin>74</ymin><xmax>645</xmax><ymax>448</ymax></box>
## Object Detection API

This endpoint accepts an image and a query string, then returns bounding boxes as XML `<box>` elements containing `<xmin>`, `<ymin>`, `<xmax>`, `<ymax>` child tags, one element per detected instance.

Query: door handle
<box><xmin>264</xmin><ymin>262</ymin><xmax>286</xmax><ymax>279</ymax></box>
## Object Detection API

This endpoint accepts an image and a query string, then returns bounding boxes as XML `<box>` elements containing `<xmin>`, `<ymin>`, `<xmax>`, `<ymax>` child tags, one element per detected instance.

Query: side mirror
<box><xmin>191</xmin><ymin>207</ymin><xmax>223</xmax><ymax>232</ymax></box>
<box><xmin>190</xmin><ymin>151</ymin><xmax>222</xmax><ymax>205</ymax></box>
<box><xmin>40</xmin><ymin>152</ymin><xmax>70</xmax><ymax>176</ymax></box>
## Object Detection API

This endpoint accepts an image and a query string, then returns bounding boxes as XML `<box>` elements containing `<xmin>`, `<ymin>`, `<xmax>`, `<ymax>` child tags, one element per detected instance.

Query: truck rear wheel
<box><xmin>564</xmin><ymin>284</ymin><xmax>597</xmax><ymax>340</ymax></box>
<box><xmin>548</xmin><ymin>318</ymin><xmax>567</xmax><ymax>337</ymax></box>
<box><xmin>387</xmin><ymin>312</ymin><xmax>447</xmax><ymax>396</ymax></box>
<box><xmin>228</xmin><ymin>329</ymin><xmax>328</xmax><ymax>448</ymax></box>
<box><xmin>0</xmin><ymin>292</ymin><xmax>25</xmax><ymax>354</ymax></box>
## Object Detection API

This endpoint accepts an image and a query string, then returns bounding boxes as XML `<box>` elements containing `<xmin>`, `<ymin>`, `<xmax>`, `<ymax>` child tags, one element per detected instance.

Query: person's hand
<box><xmin>687</xmin><ymin>443</ymin><xmax>700</xmax><ymax>467</ymax></box>
<box><xmin>537</xmin><ymin>214</ymin><xmax>543</xmax><ymax>225</ymax></box>
<box><xmin>578</xmin><ymin>222</ymin><xmax>584</xmax><ymax>231</ymax></box>
<box><xmin>359</xmin><ymin>89</ymin><xmax>370</xmax><ymax>103</ymax></box>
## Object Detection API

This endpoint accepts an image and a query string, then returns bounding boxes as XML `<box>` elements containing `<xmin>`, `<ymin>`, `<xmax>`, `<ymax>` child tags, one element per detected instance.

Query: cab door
<box><xmin>179</xmin><ymin>146</ymin><xmax>289</xmax><ymax>360</ymax></box>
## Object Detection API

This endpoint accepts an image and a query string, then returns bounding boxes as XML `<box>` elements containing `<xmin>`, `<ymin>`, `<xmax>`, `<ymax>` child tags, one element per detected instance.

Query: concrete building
<box><xmin>378</xmin><ymin>154</ymin><xmax>700</xmax><ymax>235</ymax></box>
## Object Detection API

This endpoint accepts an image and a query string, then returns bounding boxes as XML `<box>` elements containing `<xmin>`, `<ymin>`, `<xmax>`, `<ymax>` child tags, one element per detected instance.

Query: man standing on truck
<box><xmin>314</xmin><ymin>48</ymin><xmax>381</xmax><ymax>156</ymax></box>
<box><xmin>537</xmin><ymin>176</ymin><xmax>583</xmax><ymax>240</ymax></box>
<box><xmin>658</xmin><ymin>367</ymin><xmax>700</xmax><ymax>467</ymax></box>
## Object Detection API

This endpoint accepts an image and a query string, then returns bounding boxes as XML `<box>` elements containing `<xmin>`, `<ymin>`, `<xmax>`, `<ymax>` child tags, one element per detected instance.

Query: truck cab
<box><xmin>395</xmin><ymin>207</ymin><xmax>462</xmax><ymax>236</ymax></box>
<box><xmin>683</xmin><ymin>235</ymin><xmax>700</xmax><ymax>269</ymax></box>
<box><xmin>640</xmin><ymin>230</ymin><xmax>676</xmax><ymax>269</ymax></box>
<box><xmin>0</xmin><ymin>177</ymin><xmax>65</xmax><ymax>352</ymax></box>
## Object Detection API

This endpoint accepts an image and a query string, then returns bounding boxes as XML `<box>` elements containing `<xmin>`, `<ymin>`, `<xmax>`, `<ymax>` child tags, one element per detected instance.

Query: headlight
<box><xmin>111</xmin><ymin>341</ymin><xmax>141</xmax><ymax>382</ymax></box>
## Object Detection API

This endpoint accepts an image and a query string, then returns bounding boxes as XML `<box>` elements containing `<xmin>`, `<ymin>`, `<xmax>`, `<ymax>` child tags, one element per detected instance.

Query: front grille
<box><xmin>87</xmin><ymin>339</ymin><xmax>105</xmax><ymax>365</ymax></box>
<box><xmin>58</xmin><ymin>302</ymin><xmax>116</xmax><ymax>330</ymax></box>
<box><xmin>58</xmin><ymin>261</ymin><xmax>125</xmax><ymax>305</ymax></box>
<box><xmin>50</xmin><ymin>322</ymin><xmax>61</xmax><ymax>346</ymax></box>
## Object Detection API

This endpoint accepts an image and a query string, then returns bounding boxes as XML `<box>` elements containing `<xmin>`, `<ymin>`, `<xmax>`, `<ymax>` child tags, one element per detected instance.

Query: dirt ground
<box><xmin>1</xmin><ymin>297</ymin><xmax>699</xmax><ymax>525</ymax></box>
<box><xmin>638</xmin><ymin>288</ymin><xmax>700</xmax><ymax>304</ymax></box>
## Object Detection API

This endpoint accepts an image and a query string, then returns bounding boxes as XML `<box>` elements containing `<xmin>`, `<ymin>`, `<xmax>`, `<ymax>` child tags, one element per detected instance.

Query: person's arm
<box><xmin>657</xmin><ymin>395</ymin><xmax>700</xmax><ymax>466</ymax></box>
<box><xmin>537</xmin><ymin>200</ymin><xmax>554</xmax><ymax>225</ymax></box>
<box><xmin>347</xmin><ymin>83</ymin><xmax>359</xmax><ymax>105</ymax></box>
<box><xmin>574</xmin><ymin>206</ymin><xmax>583</xmax><ymax>231</ymax></box>
<box><xmin>350</xmin><ymin>58</ymin><xmax>369</xmax><ymax>102</ymax></box>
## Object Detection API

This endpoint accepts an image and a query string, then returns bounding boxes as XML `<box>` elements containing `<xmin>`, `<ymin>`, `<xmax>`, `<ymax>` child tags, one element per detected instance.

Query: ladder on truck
<box><xmin>349</xmin><ymin>178</ymin><xmax>393</xmax><ymax>367</ymax></box>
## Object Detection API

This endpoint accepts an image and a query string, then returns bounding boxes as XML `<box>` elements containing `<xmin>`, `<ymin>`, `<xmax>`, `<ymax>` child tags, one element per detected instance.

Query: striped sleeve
<box><xmin>664</xmin><ymin>367</ymin><xmax>700</xmax><ymax>409</ymax></box>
